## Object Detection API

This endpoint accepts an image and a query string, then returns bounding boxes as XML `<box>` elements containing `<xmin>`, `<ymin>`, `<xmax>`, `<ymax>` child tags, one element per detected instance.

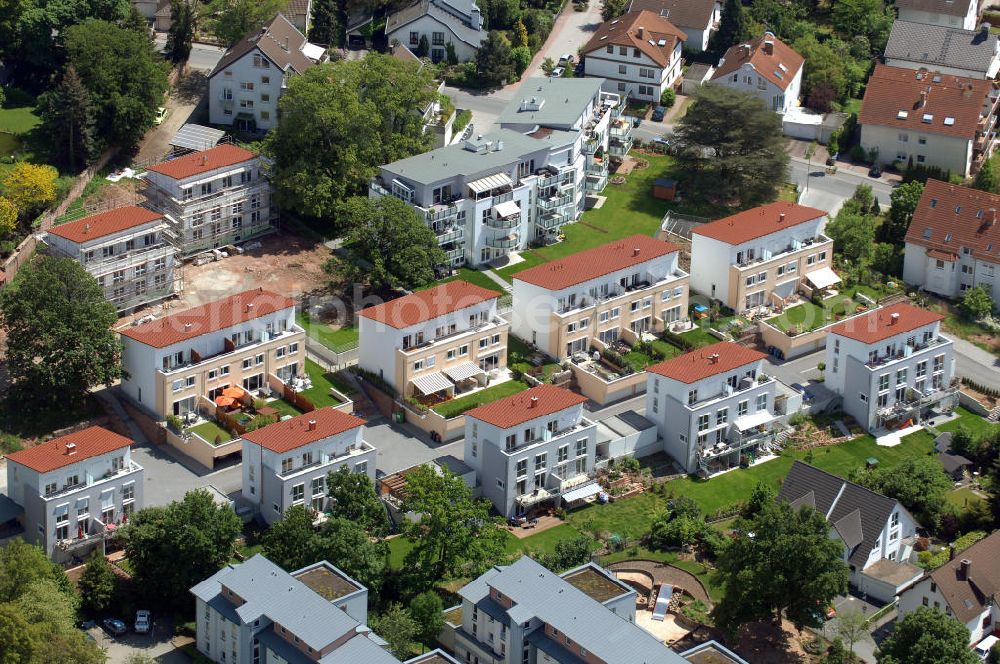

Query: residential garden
<box><xmin>765</xmin><ymin>283</ymin><xmax>897</xmax><ymax>334</ymax></box>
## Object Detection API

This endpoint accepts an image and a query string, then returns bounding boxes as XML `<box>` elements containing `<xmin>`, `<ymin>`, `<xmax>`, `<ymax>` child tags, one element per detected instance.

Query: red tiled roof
<box><xmin>6</xmin><ymin>426</ymin><xmax>132</xmax><ymax>473</ymax></box>
<box><xmin>146</xmin><ymin>144</ymin><xmax>257</xmax><ymax>181</ymax></box>
<box><xmin>464</xmin><ymin>384</ymin><xmax>587</xmax><ymax>429</ymax></box>
<box><xmin>858</xmin><ymin>65</ymin><xmax>991</xmax><ymax>139</ymax></box>
<box><xmin>241</xmin><ymin>407</ymin><xmax>365</xmax><ymax>453</ymax></box>
<box><xmin>904</xmin><ymin>179</ymin><xmax>1000</xmax><ymax>263</ymax></box>
<box><xmin>628</xmin><ymin>0</ymin><xmax>717</xmax><ymax>31</ymax></box>
<box><xmin>582</xmin><ymin>11</ymin><xmax>687</xmax><ymax>68</ymax></box>
<box><xmin>711</xmin><ymin>33</ymin><xmax>804</xmax><ymax>91</ymax></box>
<box><xmin>47</xmin><ymin>206</ymin><xmax>164</xmax><ymax>244</ymax></box>
<box><xmin>692</xmin><ymin>202</ymin><xmax>826</xmax><ymax>245</ymax></box>
<box><xmin>357</xmin><ymin>281</ymin><xmax>498</xmax><ymax>329</ymax></box>
<box><xmin>513</xmin><ymin>235</ymin><xmax>679</xmax><ymax>291</ymax></box>
<box><xmin>926</xmin><ymin>248</ymin><xmax>958</xmax><ymax>261</ymax></box>
<box><xmin>647</xmin><ymin>341</ymin><xmax>765</xmax><ymax>383</ymax></box>
<box><xmin>120</xmin><ymin>288</ymin><xmax>295</xmax><ymax>349</ymax></box>
<box><xmin>829</xmin><ymin>302</ymin><xmax>945</xmax><ymax>344</ymax></box>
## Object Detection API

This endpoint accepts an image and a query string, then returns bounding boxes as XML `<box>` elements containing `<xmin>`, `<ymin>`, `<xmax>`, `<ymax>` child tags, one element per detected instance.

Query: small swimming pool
<box><xmin>693</xmin><ymin>304</ymin><xmax>709</xmax><ymax>312</ymax></box>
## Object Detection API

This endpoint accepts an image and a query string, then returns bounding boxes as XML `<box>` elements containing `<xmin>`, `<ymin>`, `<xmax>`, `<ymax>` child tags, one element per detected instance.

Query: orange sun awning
<box><xmin>222</xmin><ymin>386</ymin><xmax>246</xmax><ymax>399</ymax></box>
<box><xmin>214</xmin><ymin>396</ymin><xmax>235</xmax><ymax>407</ymax></box>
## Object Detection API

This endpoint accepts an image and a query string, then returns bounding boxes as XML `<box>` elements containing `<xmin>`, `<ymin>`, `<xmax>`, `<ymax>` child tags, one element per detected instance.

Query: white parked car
<box><xmin>134</xmin><ymin>610</ymin><xmax>151</xmax><ymax>634</ymax></box>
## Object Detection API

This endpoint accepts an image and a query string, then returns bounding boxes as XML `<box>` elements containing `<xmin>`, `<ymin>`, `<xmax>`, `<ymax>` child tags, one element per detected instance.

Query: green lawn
<box><xmin>296</xmin><ymin>313</ymin><xmax>359</xmax><ymax>352</ymax></box>
<box><xmin>299</xmin><ymin>358</ymin><xmax>346</xmax><ymax>408</ymax></box>
<box><xmin>431</xmin><ymin>379</ymin><xmax>531</xmax><ymax>418</ymax></box>
<box><xmin>0</xmin><ymin>105</ymin><xmax>42</xmax><ymax>134</ymax></box>
<box><xmin>939</xmin><ymin>406</ymin><xmax>1000</xmax><ymax>438</ymax></box>
<box><xmin>650</xmin><ymin>338</ymin><xmax>684</xmax><ymax>359</ymax></box>
<box><xmin>434</xmin><ymin>267</ymin><xmax>507</xmax><ymax>294</ymax></box>
<box><xmin>601</xmin><ymin>545</ymin><xmax>724</xmax><ymax>601</ymax></box>
<box><xmin>509</xmin><ymin>335</ymin><xmax>562</xmax><ymax>379</ymax></box>
<box><xmin>678</xmin><ymin>325</ymin><xmax>720</xmax><ymax>348</ymax></box>
<box><xmin>188</xmin><ymin>419</ymin><xmax>234</xmax><ymax>444</ymax></box>
<box><xmin>946</xmin><ymin>486</ymin><xmax>986</xmax><ymax>510</ymax></box>
<box><xmin>768</xmin><ymin>285</ymin><xmax>884</xmax><ymax>333</ymax></box>
<box><xmin>267</xmin><ymin>399</ymin><xmax>303</xmax><ymax>418</ymax></box>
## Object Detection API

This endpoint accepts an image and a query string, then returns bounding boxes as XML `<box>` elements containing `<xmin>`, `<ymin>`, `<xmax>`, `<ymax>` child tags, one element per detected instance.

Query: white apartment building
<box><xmin>628</xmin><ymin>0</ymin><xmax>720</xmax><ymax>52</ymax></box>
<box><xmin>357</xmin><ymin>280</ymin><xmax>508</xmax><ymax>399</ymax></box>
<box><xmin>190</xmin><ymin>554</ymin><xmax>400</xmax><ymax>664</ymax></box>
<box><xmin>689</xmin><ymin>202</ymin><xmax>835</xmax><ymax>312</ymax></box>
<box><xmin>711</xmin><ymin>33</ymin><xmax>804</xmax><ymax>115</ymax></box>
<box><xmin>371</xmin><ymin>77</ymin><xmax>627</xmax><ymax>267</ymax></box>
<box><xmin>385</xmin><ymin>0</ymin><xmax>486</xmax><ymax>63</ymax></box>
<box><xmin>511</xmin><ymin>234</ymin><xmax>689</xmax><ymax>359</ymax></box>
<box><xmin>142</xmin><ymin>145</ymin><xmax>276</xmax><ymax>259</ymax></box>
<box><xmin>825</xmin><ymin>302</ymin><xmax>957</xmax><ymax>434</ymax></box>
<box><xmin>646</xmin><ymin>341</ymin><xmax>778</xmax><ymax>475</ymax></box>
<box><xmin>858</xmin><ymin>65</ymin><xmax>1000</xmax><ymax>178</ymax></box>
<box><xmin>463</xmin><ymin>384</ymin><xmax>598</xmax><ymax>518</ymax></box>
<box><xmin>44</xmin><ymin>205</ymin><xmax>176</xmax><ymax>312</ymax></box>
<box><xmin>581</xmin><ymin>10</ymin><xmax>686</xmax><ymax>102</ymax></box>
<box><xmin>241</xmin><ymin>408</ymin><xmax>376</xmax><ymax>524</ymax></box>
<box><xmin>903</xmin><ymin>178</ymin><xmax>1000</xmax><ymax>309</ymax></box>
<box><xmin>207</xmin><ymin>14</ymin><xmax>327</xmax><ymax>132</ymax></box>
<box><xmin>894</xmin><ymin>0</ymin><xmax>979</xmax><ymax>29</ymax></box>
<box><xmin>119</xmin><ymin>288</ymin><xmax>306</xmax><ymax>419</ymax></box>
<box><xmin>3</xmin><ymin>427</ymin><xmax>143</xmax><ymax>563</ymax></box>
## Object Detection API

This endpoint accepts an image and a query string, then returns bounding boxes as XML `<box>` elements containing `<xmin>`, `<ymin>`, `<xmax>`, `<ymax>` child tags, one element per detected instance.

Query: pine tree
<box><xmin>166</xmin><ymin>0</ymin><xmax>197</xmax><ymax>63</ymax></box>
<box><xmin>38</xmin><ymin>66</ymin><xmax>96</xmax><ymax>172</ymax></box>
<box><xmin>309</xmin><ymin>0</ymin><xmax>338</xmax><ymax>46</ymax></box>
<box><xmin>710</xmin><ymin>0</ymin><xmax>749</xmax><ymax>57</ymax></box>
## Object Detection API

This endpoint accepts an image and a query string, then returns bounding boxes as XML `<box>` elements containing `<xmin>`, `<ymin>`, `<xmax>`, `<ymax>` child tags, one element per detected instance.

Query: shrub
<box><xmin>166</xmin><ymin>414</ymin><xmax>184</xmax><ymax>432</ymax></box>
<box><xmin>660</xmin><ymin>88</ymin><xmax>676</xmax><ymax>107</ymax></box>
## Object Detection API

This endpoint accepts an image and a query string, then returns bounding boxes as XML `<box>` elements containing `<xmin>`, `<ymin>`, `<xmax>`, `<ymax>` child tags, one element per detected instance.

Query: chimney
<box><xmin>247</xmin><ymin>303</ymin><xmax>255</xmax><ymax>312</ymax></box>
<box><xmin>65</xmin><ymin>442</ymin><xmax>77</xmax><ymax>455</ymax></box>
<box><xmin>184</xmin><ymin>322</ymin><xmax>193</xmax><ymax>331</ymax></box>
<box><xmin>763</xmin><ymin>40</ymin><xmax>774</xmax><ymax>55</ymax></box>
<box><xmin>959</xmin><ymin>558</ymin><xmax>971</xmax><ymax>580</ymax></box>
<box><xmin>307</xmin><ymin>419</ymin><xmax>317</xmax><ymax>431</ymax></box>
<box><xmin>709</xmin><ymin>353</ymin><xmax>720</xmax><ymax>364</ymax></box>
<box><xmin>949</xmin><ymin>543</ymin><xmax>956</xmax><ymax>561</ymax></box>
<box><xmin>981</xmin><ymin>22</ymin><xmax>991</xmax><ymax>36</ymax></box>
<box><xmin>919</xmin><ymin>90</ymin><xmax>928</xmax><ymax>107</ymax></box>
<box><xmin>779</xmin><ymin>212</ymin><xmax>786</xmax><ymax>223</ymax></box>
<box><xmin>987</xmin><ymin>208</ymin><xmax>996</xmax><ymax>226</ymax></box>
<box><xmin>890</xmin><ymin>312</ymin><xmax>900</xmax><ymax>325</ymax></box>
<box><xmin>529</xmin><ymin>396</ymin><xmax>539</xmax><ymax>408</ymax></box>
<box><xmin>632</xmin><ymin>247</ymin><xmax>641</xmax><ymax>256</ymax></box>
<box><xmin>637</xmin><ymin>26</ymin><xmax>644</xmax><ymax>39</ymax></box>
<box><xmin>84</xmin><ymin>223</ymin><xmax>91</xmax><ymax>234</ymax></box>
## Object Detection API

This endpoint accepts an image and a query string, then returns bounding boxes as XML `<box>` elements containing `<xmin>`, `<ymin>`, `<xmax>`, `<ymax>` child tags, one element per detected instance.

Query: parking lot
<box><xmin>88</xmin><ymin>617</ymin><xmax>190</xmax><ymax>664</ymax></box>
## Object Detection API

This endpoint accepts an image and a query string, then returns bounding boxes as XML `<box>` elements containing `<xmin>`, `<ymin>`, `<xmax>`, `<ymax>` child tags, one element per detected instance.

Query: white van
<box><xmin>974</xmin><ymin>635</ymin><xmax>998</xmax><ymax>661</ymax></box>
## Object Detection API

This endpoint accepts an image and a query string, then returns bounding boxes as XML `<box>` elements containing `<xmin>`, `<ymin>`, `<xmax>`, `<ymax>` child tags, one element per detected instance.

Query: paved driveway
<box><xmin>365</xmin><ymin>416</ymin><xmax>466</xmax><ymax>475</ymax></box>
<box><xmin>810</xmin><ymin>594</ymin><xmax>884</xmax><ymax>664</ymax></box>
<box><xmin>89</xmin><ymin>620</ymin><xmax>190</xmax><ymax>664</ymax></box>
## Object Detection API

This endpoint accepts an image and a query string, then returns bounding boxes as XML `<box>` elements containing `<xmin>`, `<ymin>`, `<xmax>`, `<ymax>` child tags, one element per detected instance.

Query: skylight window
<box><xmin>774</xmin><ymin>70</ymin><xmax>784</xmax><ymax>80</ymax></box>
<box><xmin>977</xmin><ymin>209</ymin><xmax>984</xmax><ymax>218</ymax></box>
<box><xmin>945</xmin><ymin>233</ymin><xmax>953</xmax><ymax>242</ymax></box>
<box><xmin>932</xmin><ymin>75</ymin><xmax>941</xmax><ymax>83</ymax></box>
<box><xmin>944</xmin><ymin>117</ymin><xmax>956</xmax><ymax>126</ymax></box>
<box><xmin>930</xmin><ymin>198</ymin><xmax>938</xmax><ymax>208</ymax></box>
<box><xmin>657</xmin><ymin>39</ymin><xmax>666</xmax><ymax>46</ymax></box>
<box><xmin>778</xmin><ymin>63</ymin><xmax>788</xmax><ymax>72</ymax></box>
<box><xmin>897</xmin><ymin>110</ymin><xmax>909</xmax><ymax>119</ymax></box>
<box><xmin>922</xmin><ymin>114</ymin><xmax>934</xmax><ymax>123</ymax></box>
<box><xmin>923</xmin><ymin>228</ymin><xmax>933</xmax><ymax>239</ymax></box>
<box><xmin>954</xmin><ymin>206</ymin><xmax>961</xmax><ymax>214</ymax></box>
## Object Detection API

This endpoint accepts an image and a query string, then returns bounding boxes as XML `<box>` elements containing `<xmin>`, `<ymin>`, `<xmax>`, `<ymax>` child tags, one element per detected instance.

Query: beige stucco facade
<box><xmin>726</xmin><ymin>238</ymin><xmax>833</xmax><ymax>311</ymax></box>
<box><xmin>397</xmin><ymin>320</ymin><xmax>510</xmax><ymax>398</ymax></box>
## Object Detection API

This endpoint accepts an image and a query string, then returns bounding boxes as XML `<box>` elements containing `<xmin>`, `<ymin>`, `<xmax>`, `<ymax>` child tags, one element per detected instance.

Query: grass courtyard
<box><xmin>296</xmin><ymin>313</ymin><xmax>359</xmax><ymax>353</ymax></box>
<box><xmin>187</xmin><ymin>419</ymin><xmax>234</xmax><ymax>445</ymax></box>
<box><xmin>767</xmin><ymin>284</ymin><xmax>886</xmax><ymax>333</ymax></box>
<box><xmin>431</xmin><ymin>379</ymin><xmax>531</xmax><ymax>418</ymax></box>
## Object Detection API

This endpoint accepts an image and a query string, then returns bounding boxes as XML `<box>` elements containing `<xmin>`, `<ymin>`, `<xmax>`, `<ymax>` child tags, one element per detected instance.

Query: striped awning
<box><xmin>468</xmin><ymin>172</ymin><xmax>513</xmax><ymax>194</ymax></box>
<box><xmin>411</xmin><ymin>372</ymin><xmax>453</xmax><ymax>395</ymax></box>
<box><xmin>444</xmin><ymin>361</ymin><xmax>484</xmax><ymax>382</ymax></box>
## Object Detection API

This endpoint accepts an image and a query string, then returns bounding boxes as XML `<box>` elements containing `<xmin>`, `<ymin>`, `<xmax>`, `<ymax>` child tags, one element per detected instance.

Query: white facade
<box><xmin>898</xmin><ymin>575</ymin><xmax>999</xmax><ymax>646</ymax></box>
<box><xmin>896</xmin><ymin>2</ymin><xmax>978</xmax><ymax>29</ymax></box>
<box><xmin>209</xmin><ymin>52</ymin><xmax>287</xmax><ymax>131</ymax></box>
<box><xmin>903</xmin><ymin>242</ymin><xmax>1000</xmax><ymax>305</ymax></box>
<box><xmin>388</xmin><ymin>13</ymin><xmax>483</xmax><ymax>63</ymax></box>
<box><xmin>713</xmin><ymin>62</ymin><xmax>802</xmax><ymax>114</ymax></box>
<box><xmin>860</xmin><ymin>123</ymin><xmax>977</xmax><ymax>178</ymax></box>
<box><xmin>584</xmin><ymin>41</ymin><xmax>683</xmax><ymax>102</ymax></box>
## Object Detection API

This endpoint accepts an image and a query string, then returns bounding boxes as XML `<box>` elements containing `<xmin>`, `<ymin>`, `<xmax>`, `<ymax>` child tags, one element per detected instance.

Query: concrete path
<box><xmin>606</xmin><ymin>559</ymin><xmax>711</xmax><ymax>604</ymax></box>
<box><xmin>482</xmin><ymin>268</ymin><xmax>513</xmax><ymax>292</ymax></box>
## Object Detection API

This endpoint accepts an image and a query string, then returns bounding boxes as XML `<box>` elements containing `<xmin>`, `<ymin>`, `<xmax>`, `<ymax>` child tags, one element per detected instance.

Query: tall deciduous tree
<box><xmin>65</xmin><ymin>19</ymin><xmax>169</xmax><ymax>151</ymax></box>
<box><xmin>672</xmin><ymin>85</ymin><xmax>788</xmax><ymax>206</ymax></box>
<box><xmin>266</xmin><ymin>54</ymin><xmax>435</xmax><ymax>219</ymax></box>
<box><xmin>409</xmin><ymin>591</ymin><xmax>444</xmax><ymax>647</ymax></box>
<box><xmin>204</xmin><ymin>0</ymin><xmax>290</xmax><ymax>47</ymax></box>
<box><xmin>474</xmin><ymin>31</ymin><xmax>517</xmax><ymax>87</ymax></box>
<box><xmin>0</xmin><ymin>162</ymin><xmax>57</xmax><ymax>220</ymax></box>
<box><xmin>371</xmin><ymin>603</ymin><xmax>418</xmax><ymax>660</ymax></box>
<box><xmin>0</xmin><ymin>538</ymin><xmax>69</xmax><ymax>603</ymax></box>
<box><xmin>325</xmin><ymin>196</ymin><xmax>445</xmax><ymax>292</ymax></box>
<box><xmin>882</xmin><ymin>180</ymin><xmax>923</xmax><ymax>244</ymax></box>
<box><xmin>0</xmin><ymin>256</ymin><xmax>123</xmax><ymax>408</ymax></box>
<box><xmin>710</xmin><ymin>0</ymin><xmax>749</xmax><ymax>57</ymax></box>
<box><xmin>261</xmin><ymin>504</ymin><xmax>318</xmax><ymax>571</ymax></box>
<box><xmin>601</xmin><ymin>0</ymin><xmax>627</xmax><ymax>20</ymax></box>
<box><xmin>958</xmin><ymin>285</ymin><xmax>995</xmax><ymax>321</ymax></box>
<box><xmin>38</xmin><ymin>65</ymin><xmax>97</xmax><ymax>172</ymax></box>
<box><xmin>712</xmin><ymin>501</ymin><xmax>849</xmax><ymax>634</ymax></box>
<box><xmin>166</xmin><ymin>0</ymin><xmax>197</xmax><ymax>63</ymax></box>
<box><xmin>78</xmin><ymin>550</ymin><xmax>117</xmax><ymax>615</ymax></box>
<box><xmin>326</xmin><ymin>466</ymin><xmax>389</xmax><ymax>536</ymax></box>
<box><xmin>121</xmin><ymin>489</ymin><xmax>241</xmax><ymax>608</ymax></box>
<box><xmin>401</xmin><ymin>465</ymin><xmax>508</xmax><ymax>580</ymax></box>
<box><xmin>851</xmin><ymin>457</ymin><xmax>952</xmax><ymax>527</ymax></box>
<box><xmin>877</xmin><ymin>607</ymin><xmax>978</xmax><ymax>664</ymax></box>
<box><xmin>0</xmin><ymin>197</ymin><xmax>18</xmax><ymax>237</ymax></box>
<box><xmin>832</xmin><ymin>0</ymin><xmax>892</xmax><ymax>52</ymax></box>
<box><xmin>973</xmin><ymin>155</ymin><xmax>1000</xmax><ymax>193</ymax></box>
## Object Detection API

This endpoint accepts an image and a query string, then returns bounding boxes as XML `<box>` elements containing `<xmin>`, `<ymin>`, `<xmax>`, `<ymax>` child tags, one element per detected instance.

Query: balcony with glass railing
<box><xmin>537</xmin><ymin>193</ymin><xmax>573</xmax><ymax>211</ymax></box>
<box><xmin>485</xmin><ymin>232</ymin><xmax>520</xmax><ymax>250</ymax></box>
<box><xmin>435</xmin><ymin>226</ymin><xmax>464</xmax><ymax>245</ymax></box>
<box><xmin>42</xmin><ymin>461</ymin><xmax>143</xmax><ymax>501</ymax></box>
<box><xmin>483</xmin><ymin>214</ymin><xmax>520</xmax><ymax>230</ymax></box>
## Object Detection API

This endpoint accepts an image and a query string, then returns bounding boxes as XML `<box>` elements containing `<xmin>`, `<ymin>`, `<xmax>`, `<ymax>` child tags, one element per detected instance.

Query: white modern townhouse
<box><xmin>858</xmin><ymin>65</ymin><xmax>1000</xmax><ymax>178</ymax></box>
<box><xmin>357</xmin><ymin>280</ymin><xmax>509</xmax><ymax>400</ymax></box>
<box><xmin>141</xmin><ymin>145</ymin><xmax>276</xmax><ymax>259</ymax></box>
<box><xmin>44</xmin><ymin>205</ymin><xmax>177</xmax><ymax>312</ymax></box>
<box><xmin>449</xmin><ymin>556</ymin><xmax>692</xmax><ymax>664</ymax></box>
<box><xmin>385</xmin><ymin>0</ymin><xmax>487</xmax><ymax>63</ymax></box>
<box><xmin>645</xmin><ymin>341</ymin><xmax>779</xmax><ymax>475</ymax></box>
<box><xmin>241</xmin><ymin>408</ymin><xmax>376</xmax><ymax>524</ymax></box>
<box><xmin>190</xmin><ymin>554</ymin><xmax>401</xmax><ymax>664</ymax></box>
<box><xmin>581</xmin><ymin>11</ymin><xmax>686</xmax><ymax>102</ymax></box>
<box><xmin>895</xmin><ymin>0</ymin><xmax>979</xmax><ymax>29</ymax></box>
<box><xmin>825</xmin><ymin>302</ymin><xmax>958</xmax><ymax>435</ymax></box>
<box><xmin>898</xmin><ymin>531</ymin><xmax>1000</xmax><ymax>646</ymax></box>
<box><xmin>371</xmin><ymin>77</ymin><xmax>627</xmax><ymax>267</ymax></box>
<box><xmin>207</xmin><ymin>14</ymin><xmax>327</xmax><ymax>132</ymax></box>
<box><xmin>463</xmin><ymin>384</ymin><xmax>598</xmax><ymax>518</ymax></box>
<box><xmin>903</xmin><ymin>178</ymin><xmax>1000</xmax><ymax>309</ymax></box>
<box><xmin>779</xmin><ymin>461</ymin><xmax>922</xmax><ymax>603</ymax></box>
<box><xmin>119</xmin><ymin>288</ymin><xmax>306</xmax><ymax>420</ymax></box>
<box><xmin>710</xmin><ymin>32</ymin><xmax>803</xmax><ymax>114</ymax></box>
<box><xmin>3</xmin><ymin>427</ymin><xmax>143</xmax><ymax>563</ymax></box>
<box><xmin>511</xmin><ymin>234</ymin><xmax>689</xmax><ymax>360</ymax></box>
<box><xmin>884</xmin><ymin>21</ymin><xmax>1000</xmax><ymax>79</ymax></box>
<box><xmin>628</xmin><ymin>0</ymin><xmax>720</xmax><ymax>52</ymax></box>
<box><xmin>689</xmin><ymin>201</ymin><xmax>835</xmax><ymax>312</ymax></box>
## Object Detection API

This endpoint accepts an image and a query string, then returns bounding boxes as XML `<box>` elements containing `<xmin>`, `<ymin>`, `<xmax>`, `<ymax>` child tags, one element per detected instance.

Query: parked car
<box><xmin>651</xmin><ymin>105</ymin><xmax>667</xmax><ymax>122</ymax></box>
<box><xmin>153</xmin><ymin>107</ymin><xmax>168</xmax><ymax>125</ymax></box>
<box><xmin>631</xmin><ymin>115</ymin><xmax>642</xmax><ymax>127</ymax></box>
<box><xmin>868</xmin><ymin>164</ymin><xmax>882</xmax><ymax>178</ymax></box>
<box><xmin>102</xmin><ymin>618</ymin><xmax>127</xmax><ymax>637</ymax></box>
<box><xmin>558</xmin><ymin>53</ymin><xmax>574</xmax><ymax>64</ymax></box>
<box><xmin>550</xmin><ymin>66</ymin><xmax>565</xmax><ymax>78</ymax></box>
<box><xmin>134</xmin><ymin>610</ymin><xmax>151</xmax><ymax>634</ymax></box>
<box><xmin>975</xmin><ymin>635</ymin><xmax>998</xmax><ymax>660</ymax></box>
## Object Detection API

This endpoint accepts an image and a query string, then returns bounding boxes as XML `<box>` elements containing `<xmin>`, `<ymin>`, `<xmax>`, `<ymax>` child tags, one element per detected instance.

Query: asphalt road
<box><xmin>153</xmin><ymin>35</ymin><xmax>226</xmax><ymax>72</ymax></box>
<box><xmin>790</xmin><ymin>156</ymin><xmax>896</xmax><ymax>215</ymax></box>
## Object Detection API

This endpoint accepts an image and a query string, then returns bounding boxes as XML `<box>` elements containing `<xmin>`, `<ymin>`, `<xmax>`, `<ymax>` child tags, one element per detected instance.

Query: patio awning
<box><xmin>734</xmin><ymin>410</ymin><xmax>776</xmax><ymax>431</ymax></box>
<box><xmin>805</xmin><ymin>266</ymin><xmax>841</xmax><ymax>290</ymax></box>
<box><xmin>411</xmin><ymin>372</ymin><xmax>453</xmax><ymax>395</ymax></box>
<box><xmin>560</xmin><ymin>482</ymin><xmax>602</xmax><ymax>503</ymax></box>
<box><xmin>516</xmin><ymin>488</ymin><xmax>553</xmax><ymax>506</ymax></box>
<box><xmin>444</xmin><ymin>361</ymin><xmax>484</xmax><ymax>382</ymax></box>
<box><xmin>468</xmin><ymin>172</ymin><xmax>513</xmax><ymax>195</ymax></box>
<box><xmin>493</xmin><ymin>200</ymin><xmax>521</xmax><ymax>218</ymax></box>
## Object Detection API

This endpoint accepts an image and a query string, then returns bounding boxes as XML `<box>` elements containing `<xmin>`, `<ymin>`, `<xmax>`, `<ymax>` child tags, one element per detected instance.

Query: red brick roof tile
<box><xmin>647</xmin><ymin>341</ymin><xmax>765</xmax><ymax>383</ymax></box>
<box><xmin>357</xmin><ymin>281</ymin><xmax>498</xmax><ymax>329</ymax></box>
<box><xmin>146</xmin><ymin>144</ymin><xmax>258</xmax><ymax>181</ymax></box>
<box><xmin>582</xmin><ymin>11</ymin><xmax>687</xmax><ymax>68</ymax></box>
<box><xmin>711</xmin><ymin>33</ymin><xmax>803</xmax><ymax>91</ymax></box>
<box><xmin>513</xmin><ymin>235</ymin><xmax>679</xmax><ymax>291</ymax></box>
<box><xmin>465</xmin><ymin>384</ymin><xmax>588</xmax><ymax>429</ymax></box>
<box><xmin>241</xmin><ymin>407</ymin><xmax>365</xmax><ymax>453</ymax></box>
<box><xmin>828</xmin><ymin>302</ymin><xmax>944</xmax><ymax>345</ymax></box>
<box><xmin>120</xmin><ymin>288</ymin><xmax>295</xmax><ymax>348</ymax></box>
<box><xmin>47</xmin><ymin>206</ymin><xmax>164</xmax><ymax>244</ymax></box>
<box><xmin>692</xmin><ymin>202</ymin><xmax>826</xmax><ymax>245</ymax></box>
<box><xmin>905</xmin><ymin>179</ymin><xmax>1000</xmax><ymax>263</ymax></box>
<box><xmin>6</xmin><ymin>426</ymin><xmax>133</xmax><ymax>473</ymax></box>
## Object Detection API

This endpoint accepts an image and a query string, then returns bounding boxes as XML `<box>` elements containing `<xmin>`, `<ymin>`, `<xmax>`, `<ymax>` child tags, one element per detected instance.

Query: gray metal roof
<box><xmin>476</xmin><ymin>557</ymin><xmax>687</xmax><ymax>663</ymax></box>
<box><xmin>884</xmin><ymin>21</ymin><xmax>999</xmax><ymax>74</ymax></box>
<box><xmin>498</xmin><ymin>77</ymin><xmax>606</xmax><ymax>129</ymax></box>
<box><xmin>170</xmin><ymin>124</ymin><xmax>226</xmax><ymax>152</ymax></box>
